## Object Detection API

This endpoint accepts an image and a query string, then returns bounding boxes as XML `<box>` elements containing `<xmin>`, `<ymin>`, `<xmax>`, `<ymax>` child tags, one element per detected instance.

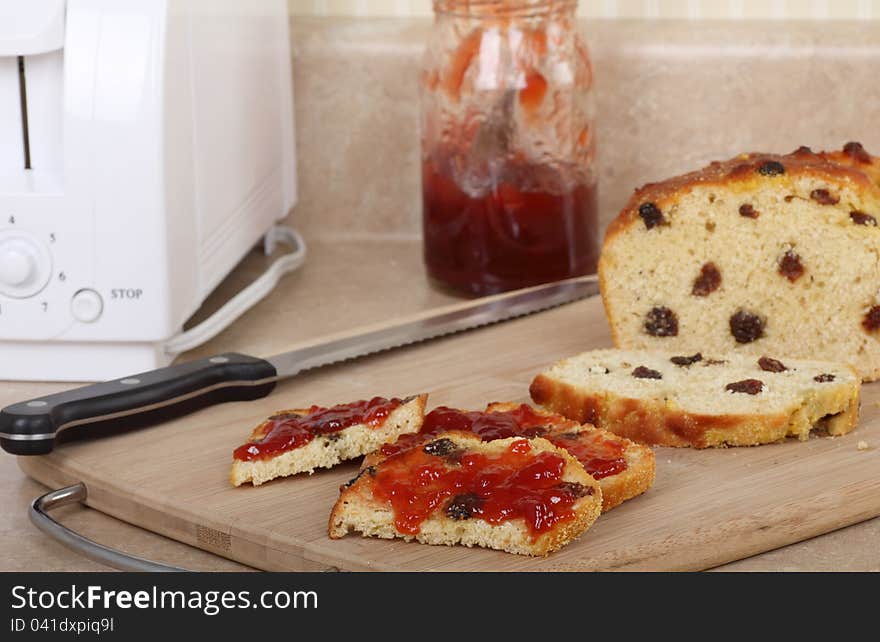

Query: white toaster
<box><xmin>0</xmin><ymin>0</ymin><xmax>299</xmax><ymax>382</ymax></box>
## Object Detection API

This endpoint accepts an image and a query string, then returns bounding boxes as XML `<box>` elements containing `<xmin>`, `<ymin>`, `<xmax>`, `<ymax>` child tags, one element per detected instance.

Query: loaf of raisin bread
<box><xmin>364</xmin><ymin>402</ymin><xmax>654</xmax><ymax>512</ymax></box>
<box><xmin>599</xmin><ymin>143</ymin><xmax>880</xmax><ymax>381</ymax></box>
<box><xmin>230</xmin><ymin>395</ymin><xmax>426</xmax><ymax>487</ymax></box>
<box><xmin>329</xmin><ymin>432</ymin><xmax>603</xmax><ymax>556</ymax></box>
<box><xmin>530</xmin><ymin>349</ymin><xmax>860</xmax><ymax>448</ymax></box>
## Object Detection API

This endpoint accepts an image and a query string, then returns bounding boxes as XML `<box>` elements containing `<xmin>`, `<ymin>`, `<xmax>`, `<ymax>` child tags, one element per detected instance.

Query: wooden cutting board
<box><xmin>17</xmin><ymin>296</ymin><xmax>880</xmax><ymax>571</ymax></box>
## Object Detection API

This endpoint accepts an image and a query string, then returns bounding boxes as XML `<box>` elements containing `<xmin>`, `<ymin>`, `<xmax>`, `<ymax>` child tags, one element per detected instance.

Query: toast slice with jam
<box><xmin>329</xmin><ymin>431</ymin><xmax>603</xmax><ymax>556</ymax></box>
<box><xmin>364</xmin><ymin>402</ymin><xmax>655</xmax><ymax>512</ymax></box>
<box><xmin>230</xmin><ymin>394</ymin><xmax>427</xmax><ymax>486</ymax></box>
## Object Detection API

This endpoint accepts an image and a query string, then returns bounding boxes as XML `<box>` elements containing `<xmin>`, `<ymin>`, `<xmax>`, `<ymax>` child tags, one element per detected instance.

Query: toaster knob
<box><xmin>0</xmin><ymin>247</ymin><xmax>32</xmax><ymax>286</ymax></box>
<box><xmin>0</xmin><ymin>232</ymin><xmax>52</xmax><ymax>298</ymax></box>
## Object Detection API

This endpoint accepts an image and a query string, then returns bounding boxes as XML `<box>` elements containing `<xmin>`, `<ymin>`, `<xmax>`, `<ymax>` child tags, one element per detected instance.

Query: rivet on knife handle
<box><xmin>0</xmin><ymin>353</ymin><xmax>277</xmax><ymax>455</ymax></box>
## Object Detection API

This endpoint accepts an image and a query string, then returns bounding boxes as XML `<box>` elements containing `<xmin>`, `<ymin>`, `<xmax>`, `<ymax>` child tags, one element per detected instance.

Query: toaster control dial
<box><xmin>0</xmin><ymin>231</ymin><xmax>52</xmax><ymax>299</ymax></box>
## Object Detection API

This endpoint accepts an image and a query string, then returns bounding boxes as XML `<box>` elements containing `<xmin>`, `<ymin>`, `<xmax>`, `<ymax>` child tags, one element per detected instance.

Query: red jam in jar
<box><xmin>380</xmin><ymin>404</ymin><xmax>627</xmax><ymax>480</ymax></box>
<box><xmin>233</xmin><ymin>397</ymin><xmax>403</xmax><ymax>462</ymax></box>
<box><xmin>372</xmin><ymin>438</ymin><xmax>589</xmax><ymax>539</ymax></box>
<box><xmin>422</xmin><ymin>159</ymin><xmax>599</xmax><ymax>295</ymax></box>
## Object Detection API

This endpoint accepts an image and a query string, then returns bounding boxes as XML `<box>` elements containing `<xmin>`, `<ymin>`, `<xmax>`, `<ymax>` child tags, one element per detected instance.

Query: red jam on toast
<box><xmin>234</xmin><ymin>397</ymin><xmax>404</xmax><ymax>462</ymax></box>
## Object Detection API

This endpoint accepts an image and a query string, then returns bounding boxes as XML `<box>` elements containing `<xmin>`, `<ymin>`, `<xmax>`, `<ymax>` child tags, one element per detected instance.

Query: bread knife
<box><xmin>0</xmin><ymin>275</ymin><xmax>598</xmax><ymax>455</ymax></box>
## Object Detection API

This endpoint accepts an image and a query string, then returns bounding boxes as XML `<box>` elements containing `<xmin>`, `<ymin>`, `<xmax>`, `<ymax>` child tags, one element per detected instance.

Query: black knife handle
<box><xmin>0</xmin><ymin>353</ymin><xmax>277</xmax><ymax>456</ymax></box>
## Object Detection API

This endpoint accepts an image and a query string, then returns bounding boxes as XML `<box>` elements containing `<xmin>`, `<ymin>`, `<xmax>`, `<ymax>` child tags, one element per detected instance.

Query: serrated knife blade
<box><xmin>1</xmin><ymin>275</ymin><xmax>598</xmax><ymax>455</ymax></box>
<box><xmin>267</xmin><ymin>274</ymin><xmax>598</xmax><ymax>377</ymax></box>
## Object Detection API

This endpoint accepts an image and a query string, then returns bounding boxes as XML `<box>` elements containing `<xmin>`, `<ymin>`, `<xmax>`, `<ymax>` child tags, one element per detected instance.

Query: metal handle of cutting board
<box><xmin>30</xmin><ymin>483</ymin><xmax>343</xmax><ymax>572</ymax></box>
<box><xmin>30</xmin><ymin>483</ymin><xmax>188</xmax><ymax>572</ymax></box>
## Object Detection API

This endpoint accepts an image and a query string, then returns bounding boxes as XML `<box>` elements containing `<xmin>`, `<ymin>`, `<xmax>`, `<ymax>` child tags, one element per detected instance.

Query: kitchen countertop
<box><xmin>1</xmin><ymin>238</ymin><xmax>879</xmax><ymax>572</ymax></box>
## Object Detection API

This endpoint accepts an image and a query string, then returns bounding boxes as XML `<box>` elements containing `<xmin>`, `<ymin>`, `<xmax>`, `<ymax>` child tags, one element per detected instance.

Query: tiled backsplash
<box><xmin>290</xmin><ymin>0</ymin><xmax>879</xmax><ymax>20</ymax></box>
<box><xmin>287</xmin><ymin>17</ymin><xmax>880</xmax><ymax>241</ymax></box>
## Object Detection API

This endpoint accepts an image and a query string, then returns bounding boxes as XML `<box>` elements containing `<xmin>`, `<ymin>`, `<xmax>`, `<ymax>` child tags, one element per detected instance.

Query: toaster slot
<box><xmin>0</xmin><ymin>52</ymin><xmax>61</xmax><ymax>175</ymax></box>
<box><xmin>17</xmin><ymin>56</ymin><xmax>32</xmax><ymax>170</ymax></box>
<box><xmin>0</xmin><ymin>0</ymin><xmax>65</xmax><ymax>177</ymax></box>
<box><xmin>20</xmin><ymin>51</ymin><xmax>63</xmax><ymax>173</ymax></box>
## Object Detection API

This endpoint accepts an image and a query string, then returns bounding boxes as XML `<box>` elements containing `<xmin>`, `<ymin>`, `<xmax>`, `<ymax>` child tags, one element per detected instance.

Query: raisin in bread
<box><xmin>329</xmin><ymin>432</ymin><xmax>603</xmax><ymax>556</ymax></box>
<box><xmin>230</xmin><ymin>395</ymin><xmax>426</xmax><ymax>487</ymax></box>
<box><xmin>530</xmin><ymin>349</ymin><xmax>860</xmax><ymax>448</ymax></box>
<box><xmin>599</xmin><ymin>143</ymin><xmax>880</xmax><ymax>381</ymax></box>
<box><xmin>364</xmin><ymin>402</ymin><xmax>654</xmax><ymax>512</ymax></box>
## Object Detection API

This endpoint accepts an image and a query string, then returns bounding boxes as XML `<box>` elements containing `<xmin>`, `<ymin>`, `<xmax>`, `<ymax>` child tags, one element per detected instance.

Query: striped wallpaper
<box><xmin>289</xmin><ymin>0</ymin><xmax>879</xmax><ymax>19</ymax></box>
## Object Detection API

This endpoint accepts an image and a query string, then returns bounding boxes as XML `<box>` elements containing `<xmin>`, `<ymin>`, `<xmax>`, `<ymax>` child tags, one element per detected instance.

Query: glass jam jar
<box><xmin>420</xmin><ymin>0</ymin><xmax>598</xmax><ymax>296</ymax></box>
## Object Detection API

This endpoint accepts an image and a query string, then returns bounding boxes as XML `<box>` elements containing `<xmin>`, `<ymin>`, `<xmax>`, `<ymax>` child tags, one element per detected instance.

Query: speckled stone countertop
<box><xmin>1</xmin><ymin>17</ymin><xmax>879</xmax><ymax>572</ymax></box>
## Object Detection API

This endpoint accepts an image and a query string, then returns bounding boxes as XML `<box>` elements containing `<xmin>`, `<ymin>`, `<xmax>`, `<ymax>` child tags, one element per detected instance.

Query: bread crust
<box><xmin>602</xmin><ymin>146</ymin><xmax>880</xmax><ymax>247</ymax></box>
<box><xmin>328</xmin><ymin>432</ymin><xmax>603</xmax><ymax>556</ymax></box>
<box><xmin>530</xmin><ymin>362</ymin><xmax>861</xmax><ymax>449</ymax></box>
<box><xmin>820</xmin><ymin>142</ymin><xmax>880</xmax><ymax>188</ymax></box>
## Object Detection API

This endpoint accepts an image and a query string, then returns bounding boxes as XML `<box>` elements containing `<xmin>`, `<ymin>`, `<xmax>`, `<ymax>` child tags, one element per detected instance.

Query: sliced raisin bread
<box><xmin>599</xmin><ymin>143</ymin><xmax>880</xmax><ymax>381</ymax></box>
<box><xmin>365</xmin><ymin>402</ymin><xmax>654</xmax><ymax>512</ymax></box>
<box><xmin>329</xmin><ymin>432</ymin><xmax>602</xmax><ymax>556</ymax></box>
<box><xmin>530</xmin><ymin>349</ymin><xmax>860</xmax><ymax>448</ymax></box>
<box><xmin>230</xmin><ymin>395</ymin><xmax>426</xmax><ymax>487</ymax></box>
